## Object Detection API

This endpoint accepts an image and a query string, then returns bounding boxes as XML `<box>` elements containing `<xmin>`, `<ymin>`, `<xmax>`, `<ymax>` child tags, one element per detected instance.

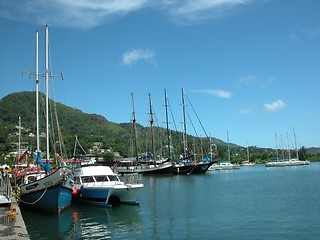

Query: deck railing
<box><xmin>122</xmin><ymin>173</ymin><xmax>143</xmax><ymax>185</ymax></box>
<box><xmin>0</xmin><ymin>173</ymin><xmax>12</xmax><ymax>203</ymax></box>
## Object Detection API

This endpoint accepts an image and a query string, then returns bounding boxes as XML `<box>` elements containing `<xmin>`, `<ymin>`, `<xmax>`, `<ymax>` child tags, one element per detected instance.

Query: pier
<box><xmin>0</xmin><ymin>173</ymin><xmax>29</xmax><ymax>239</ymax></box>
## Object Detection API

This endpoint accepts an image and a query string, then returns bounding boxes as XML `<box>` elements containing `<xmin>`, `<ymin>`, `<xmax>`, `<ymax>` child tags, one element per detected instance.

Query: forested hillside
<box><xmin>1</xmin><ymin>92</ymin><xmax>318</xmax><ymax>165</ymax></box>
<box><xmin>0</xmin><ymin>92</ymin><xmax>227</xmax><ymax>164</ymax></box>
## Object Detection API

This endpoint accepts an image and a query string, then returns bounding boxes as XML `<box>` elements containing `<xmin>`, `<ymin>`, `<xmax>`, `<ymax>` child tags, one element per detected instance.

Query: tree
<box><xmin>298</xmin><ymin>146</ymin><xmax>307</xmax><ymax>160</ymax></box>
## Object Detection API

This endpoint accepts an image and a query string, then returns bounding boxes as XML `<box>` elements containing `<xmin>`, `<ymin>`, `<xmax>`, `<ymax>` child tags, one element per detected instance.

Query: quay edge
<box><xmin>0</xmin><ymin>197</ymin><xmax>29</xmax><ymax>240</ymax></box>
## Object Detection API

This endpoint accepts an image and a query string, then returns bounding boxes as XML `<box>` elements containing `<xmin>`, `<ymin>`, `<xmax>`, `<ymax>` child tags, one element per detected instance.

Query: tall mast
<box><xmin>227</xmin><ymin>130</ymin><xmax>230</xmax><ymax>162</ymax></box>
<box><xmin>209</xmin><ymin>135</ymin><xmax>213</xmax><ymax>160</ymax></box>
<box><xmin>293</xmin><ymin>126</ymin><xmax>299</xmax><ymax>159</ymax></box>
<box><xmin>131</xmin><ymin>93</ymin><xmax>139</xmax><ymax>162</ymax></box>
<box><xmin>275</xmin><ymin>133</ymin><xmax>279</xmax><ymax>159</ymax></box>
<box><xmin>35</xmin><ymin>30</ymin><xmax>40</xmax><ymax>152</ymax></box>
<box><xmin>181</xmin><ymin>88</ymin><xmax>187</xmax><ymax>156</ymax></box>
<box><xmin>164</xmin><ymin>89</ymin><xmax>172</xmax><ymax>160</ymax></box>
<box><xmin>148</xmin><ymin>93</ymin><xmax>156</xmax><ymax>164</ymax></box>
<box><xmin>18</xmin><ymin>116</ymin><xmax>21</xmax><ymax>157</ymax></box>
<box><xmin>286</xmin><ymin>132</ymin><xmax>291</xmax><ymax>159</ymax></box>
<box><xmin>246</xmin><ymin>142</ymin><xmax>250</xmax><ymax>162</ymax></box>
<box><xmin>45</xmin><ymin>25</ymin><xmax>50</xmax><ymax>160</ymax></box>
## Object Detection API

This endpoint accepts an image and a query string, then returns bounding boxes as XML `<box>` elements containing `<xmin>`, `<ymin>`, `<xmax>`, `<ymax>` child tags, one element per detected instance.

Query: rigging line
<box><xmin>49</xmin><ymin>101</ymin><xmax>57</xmax><ymax>163</ymax></box>
<box><xmin>74</xmin><ymin>135</ymin><xmax>87</xmax><ymax>155</ymax></box>
<box><xmin>188</xmin><ymin>164</ymin><xmax>197</xmax><ymax>175</ymax></box>
<box><xmin>185</xmin><ymin>93</ymin><xmax>210</xmax><ymax>142</ymax></box>
<box><xmin>19</xmin><ymin>187</ymin><xmax>48</xmax><ymax>205</ymax></box>
<box><xmin>150</xmin><ymin>102</ymin><xmax>166</xmax><ymax>158</ymax></box>
<box><xmin>167</xmin><ymin>95</ymin><xmax>184</xmax><ymax>154</ymax></box>
<box><xmin>187</xmin><ymin>112</ymin><xmax>208</xmax><ymax>157</ymax></box>
<box><xmin>48</xmin><ymin>43</ymin><xmax>67</xmax><ymax>161</ymax></box>
<box><xmin>167</xmin><ymin>96</ymin><xmax>182</xmax><ymax>143</ymax></box>
<box><xmin>187</xmin><ymin>112</ymin><xmax>199</xmax><ymax>141</ymax></box>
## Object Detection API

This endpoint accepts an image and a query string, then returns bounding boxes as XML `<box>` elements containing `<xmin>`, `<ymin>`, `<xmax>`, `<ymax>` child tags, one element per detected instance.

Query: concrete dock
<box><xmin>0</xmin><ymin>172</ymin><xmax>29</xmax><ymax>240</ymax></box>
<box><xmin>0</xmin><ymin>197</ymin><xmax>30</xmax><ymax>240</ymax></box>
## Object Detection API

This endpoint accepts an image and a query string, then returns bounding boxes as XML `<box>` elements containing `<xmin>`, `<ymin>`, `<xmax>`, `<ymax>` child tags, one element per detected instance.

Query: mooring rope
<box><xmin>19</xmin><ymin>188</ymin><xmax>48</xmax><ymax>205</ymax></box>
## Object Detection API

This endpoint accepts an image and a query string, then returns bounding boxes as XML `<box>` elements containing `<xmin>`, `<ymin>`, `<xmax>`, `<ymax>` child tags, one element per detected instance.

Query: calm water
<box><xmin>21</xmin><ymin>163</ymin><xmax>320</xmax><ymax>239</ymax></box>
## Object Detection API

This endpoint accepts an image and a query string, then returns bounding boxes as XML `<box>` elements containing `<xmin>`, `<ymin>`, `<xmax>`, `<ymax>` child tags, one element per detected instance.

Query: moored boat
<box><xmin>18</xmin><ymin>162</ymin><xmax>73</xmax><ymax>213</ymax></box>
<box><xmin>173</xmin><ymin>159</ymin><xmax>213</xmax><ymax>174</ymax></box>
<box><xmin>172</xmin><ymin>89</ymin><xmax>215</xmax><ymax>175</ymax></box>
<box><xmin>114</xmin><ymin>92</ymin><xmax>174</xmax><ymax>175</ymax></box>
<box><xmin>265</xmin><ymin>158</ymin><xmax>309</xmax><ymax>167</ymax></box>
<box><xmin>16</xmin><ymin>25</ymin><xmax>73</xmax><ymax>213</ymax></box>
<box><xmin>266</xmin><ymin>129</ymin><xmax>309</xmax><ymax>167</ymax></box>
<box><xmin>72</xmin><ymin>165</ymin><xmax>143</xmax><ymax>206</ymax></box>
<box><xmin>115</xmin><ymin>160</ymin><xmax>173</xmax><ymax>175</ymax></box>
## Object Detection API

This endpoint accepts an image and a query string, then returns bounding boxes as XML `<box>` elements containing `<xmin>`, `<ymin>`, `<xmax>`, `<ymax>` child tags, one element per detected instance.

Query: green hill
<box><xmin>0</xmin><ymin>91</ymin><xmax>227</xmax><ymax>164</ymax></box>
<box><xmin>1</xmin><ymin>92</ymin><xmax>318</xmax><ymax>165</ymax></box>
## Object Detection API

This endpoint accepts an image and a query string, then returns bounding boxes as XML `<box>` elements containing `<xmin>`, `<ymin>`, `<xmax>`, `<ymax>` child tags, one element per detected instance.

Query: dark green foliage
<box><xmin>0</xmin><ymin>92</ymin><xmax>318</xmax><ymax>164</ymax></box>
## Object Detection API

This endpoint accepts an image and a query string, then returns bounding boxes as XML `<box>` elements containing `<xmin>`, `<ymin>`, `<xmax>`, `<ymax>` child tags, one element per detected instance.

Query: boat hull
<box><xmin>72</xmin><ymin>165</ymin><xmax>143</xmax><ymax>207</ymax></box>
<box><xmin>265</xmin><ymin>159</ymin><xmax>310</xmax><ymax>167</ymax></box>
<box><xmin>72</xmin><ymin>186</ymin><xmax>113</xmax><ymax>207</ymax></box>
<box><xmin>115</xmin><ymin>163</ymin><xmax>174</xmax><ymax>175</ymax></box>
<box><xmin>19</xmin><ymin>167</ymin><xmax>74</xmax><ymax>213</ymax></box>
<box><xmin>110</xmin><ymin>184</ymin><xmax>144</xmax><ymax>205</ymax></box>
<box><xmin>173</xmin><ymin>161</ymin><xmax>214</xmax><ymax>174</ymax></box>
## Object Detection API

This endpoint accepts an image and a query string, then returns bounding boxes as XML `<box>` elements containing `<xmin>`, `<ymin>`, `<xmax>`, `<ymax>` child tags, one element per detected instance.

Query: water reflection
<box><xmin>22</xmin><ymin>203</ymin><xmax>142</xmax><ymax>239</ymax></box>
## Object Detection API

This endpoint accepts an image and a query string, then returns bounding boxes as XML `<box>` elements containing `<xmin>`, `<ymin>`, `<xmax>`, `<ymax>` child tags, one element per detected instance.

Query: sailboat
<box><xmin>241</xmin><ymin>144</ymin><xmax>255</xmax><ymax>166</ymax></box>
<box><xmin>17</xmin><ymin>25</ymin><xmax>74</xmax><ymax>213</ymax></box>
<box><xmin>215</xmin><ymin>131</ymin><xmax>240</xmax><ymax>170</ymax></box>
<box><xmin>265</xmin><ymin>128</ymin><xmax>309</xmax><ymax>167</ymax></box>
<box><xmin>172</xmin><ymin>89</ymin><xmax>214</xmax><ymax>174</ymax></box>
<box><xmin>114</xmin><ymin>93</ymin><xmax>173</xmax><ymax>175</ymax></box>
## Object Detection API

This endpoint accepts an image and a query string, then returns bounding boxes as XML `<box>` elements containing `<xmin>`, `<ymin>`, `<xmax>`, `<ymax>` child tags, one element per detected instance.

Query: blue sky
<box><xmin>0</xmin><ymin>0</ymin><xmax>319</xmax><ymax>149</ymax></box>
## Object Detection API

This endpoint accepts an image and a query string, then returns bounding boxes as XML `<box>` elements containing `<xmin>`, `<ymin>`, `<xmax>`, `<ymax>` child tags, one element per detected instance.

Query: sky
<box><xmin>0</xmin><ymin>0</ymin><xmax>319</xmax><ymax>149</ymax></box>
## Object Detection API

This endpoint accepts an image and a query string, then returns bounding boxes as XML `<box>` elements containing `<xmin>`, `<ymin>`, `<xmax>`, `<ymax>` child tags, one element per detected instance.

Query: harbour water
<box><xmin>21</xmin><ymin>163</ymin><xmax>320</xmax><ymax>239</ymax></box>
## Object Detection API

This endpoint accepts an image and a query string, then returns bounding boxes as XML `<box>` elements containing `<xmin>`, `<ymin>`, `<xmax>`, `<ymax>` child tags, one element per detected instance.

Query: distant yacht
<box><xmin>241</xmin><ymin>145</ymin><xmax>255</xmax><ymax>166</ymax></box>
<box><xmin>265</xmin><ymin>129</ymin><xmax>310</xmax><ymax>167</ymax></box>
<box><xmin>208</xmin><ymin>131</ymin><xmax>240</xmax><ymax>171</ymax></box>
<box><xmin>265</xmin><ymin>158</ymin><xmax>309</xmax><ymax>167</ymax></box>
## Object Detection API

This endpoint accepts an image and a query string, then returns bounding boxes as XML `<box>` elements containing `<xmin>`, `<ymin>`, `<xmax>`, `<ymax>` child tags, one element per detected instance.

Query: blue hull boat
<box><xmin>19</xmin><ymin>167</ymin><xmax>74</xmax><ymax>213</ymax></box>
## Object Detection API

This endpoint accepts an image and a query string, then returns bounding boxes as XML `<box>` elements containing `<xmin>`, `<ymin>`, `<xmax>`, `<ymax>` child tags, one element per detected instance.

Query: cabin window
<box><xmin>81</xmin><ymin>176</ymin><xmax>95</xmax><ymax>183</ymax></box>
<box><xmin>108</xmin><ymin>175</ymin><xmax>118</xmax><ymax>181</ymax></box>
<box><xmin>95</xmin><ymin>176</ymin><xmax>107</xmax><ymax>182</ymax></box>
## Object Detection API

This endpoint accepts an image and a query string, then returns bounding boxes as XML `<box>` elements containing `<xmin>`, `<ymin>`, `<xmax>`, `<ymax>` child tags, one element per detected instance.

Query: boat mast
<box><xmin>275</xmin><ymin>133</ymin><xmax>279</xmax><ymax>160</ymax></box>
<box><xmin>35</xmin><ymin>30</ymin><xmax>40</xmax><ymax>152</ymax></box>
<box><xmin>18</xmin><ymin>116</ymin><xmax>21</xmax><ymax>157</ymax></box>
<box><xmin>45</xmin><ymin>25</ymin><xmax>50</xmax><ymax>161</ymax></box>
<box><xmin>181</xmin><ymin>88</ymin><xmax>187</xmax><ymax>157</ymax></box>
<box><xmin>286</xmin><ymin>132</ymin><xmax>291</xmax><ymax>159</ymax></box>
<box><xmin>148</xmin><ymin>93</ymin><xmax>156</xmax><ymax>165</ymax></box>
<box><xmin>209</xmin><ymin>135</ymin><xmax>213</xmax><ymax>160</ymax></box>
<box><xmin>246</xmin><ymin>142</ymin><xmax>250</xmax><ymax>162</ymax></box>
<box><xmin>131</xmin><ymin>93</ymin><xmax>139</xmax><ymax>162</ymax></box>
<box><xmin>227</xmin><ymin>130</ymin><xmax>230</xmax><ymax>162</ymax></box>
<box><xmin>293</xmin><ymin>126</ymin><xmax>299</xmax><ymax>160</ymax></box>
<box><xmin>164</xmin><ymin>89</ymin><xmax>172</xmax><ymax>160</ymax></box>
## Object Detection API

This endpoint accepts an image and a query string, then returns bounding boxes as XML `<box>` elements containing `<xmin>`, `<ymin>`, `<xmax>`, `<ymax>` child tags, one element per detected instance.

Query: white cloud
<box><xmin>0</xmin><ymin>0</ymin><xmax>263</xmax><ymax>29</ymax></box>
<box><xmin>264</xmin><ymin>99</ymin><xmax>286</xmax><ymax>112</ymax></box>
<box><xmin>194</xmin><ymin>89</ymin><xmax>232</xmax><ymax>98</ymax></box>
<box><xmin>158</xmin><ymin>0</ymin><xmax>257</xmax><ymax>24</ymax></box>
<box><xmin>0</xmin><ymin>0</ymin><xmax>148</xmax><ymax>29</ymax></box>
<box><xmin>122</xmin><ymin>48</ymin><xmax>155</xmax><ymax>67</ymax></box>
